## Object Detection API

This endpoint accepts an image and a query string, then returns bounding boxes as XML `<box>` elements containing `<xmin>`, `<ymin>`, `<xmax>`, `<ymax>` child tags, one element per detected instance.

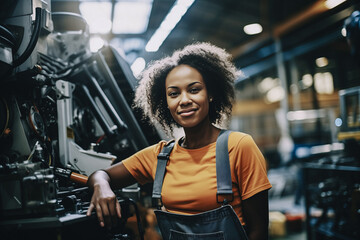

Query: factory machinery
<box><xmin>301</xmin><ymin>11</ymin><xmax>360</xmax><ymax>240</ymax></box>
<box><xmin>302</xmin><ymin>85</ymin><xmax>360</xmax><ymax>240</ymax></box>
<box><xmin>0</xmin><ymin>1</ymin><xmax>160</xmax><ymax>239</ymax></box>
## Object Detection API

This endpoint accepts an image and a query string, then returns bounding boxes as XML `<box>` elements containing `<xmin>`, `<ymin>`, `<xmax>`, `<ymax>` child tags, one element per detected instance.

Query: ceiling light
<box><xmin>314</xmin><ymin>72</ymin><xmax>334</xmax><ymax>94</ymax></box>
<box><xmin>243</xmin><ymin>23</ymin><xmax>263</xmax><ymax>35</ymax></box>
<box><xmin>341</xmin><ymin>27</ymin><xmax>347</xmax><ymax>37</ymax></box>
<box><xmin>324</xmin><ymin>0</ymin><xmax>346</xmax><ymax>9</ymax></box>
<box><xmin>257</xmin><ymin>77</ymin><xmax>279</xmax><ymax>93</ymax></box>
<box><xmin>113</xmin><ymin>0</ymin><xmax>153</xmax><ymax>34</ymax></box>
<box><xmin>79</xmin><ymin>2</ymin><xmax>112</xmax><ymax>34</ymax></box>
<box><xmin>145</xmin><ymin>0</ymin><xmax>195</xmax><ymax>52</ymax></box>
<box><xmin>315</xmin><ymin>57</ymin><xmax>329</xmax><ymax>67</ymax></box>
<box><xmin>131</xmin><ymin>57</ymin><xmax>146</xmax><ymax>77</ymax></box>
<box><xmin>301</xmin><ymin>74</ymin><xmax>313</xmax><ymax>88</ymax></box>
<box><xmin>265</xmin><ymin>86</ymin><xmax>285</xmax><ymax>103</ymax></box>
<box><xmin>335</xmin><ymin>118</ymin><xmax>342</xmax><ymax>127</ymax></box>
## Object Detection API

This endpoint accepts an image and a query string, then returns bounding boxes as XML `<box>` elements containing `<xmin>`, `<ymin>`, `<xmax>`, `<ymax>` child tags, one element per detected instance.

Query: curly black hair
<box><xmin>134</xmin><ymin>42</ymin><xmax>240</xmax><ymax>134</ymax></box>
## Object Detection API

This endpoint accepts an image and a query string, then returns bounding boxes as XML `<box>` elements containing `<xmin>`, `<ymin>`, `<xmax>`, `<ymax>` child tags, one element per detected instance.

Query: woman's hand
<box><xmin>86</xmin><ymin>164</ymin><xmax>137</xmax><ymax>228</ymax></box>
<box><xmin>86</xmin><ymin>181</ymin><xmax>121</xmax><ymax>228</ymax></box>
<box><xmin>86</xmin><ymin>170</ymin><xmax>122</xmax><ymax>228</ymax></box>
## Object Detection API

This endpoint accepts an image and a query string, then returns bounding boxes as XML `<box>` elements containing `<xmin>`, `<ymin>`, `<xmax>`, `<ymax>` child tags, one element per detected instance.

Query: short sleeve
<box><xmin>229</xmin><ymin>133</ymin><xmax>272</xmax><ymax>200</ymax></box>
<box><xmin>122</xmin><ymin>141</ymin><xmax>167</xmax><ymax>185</ymax></box>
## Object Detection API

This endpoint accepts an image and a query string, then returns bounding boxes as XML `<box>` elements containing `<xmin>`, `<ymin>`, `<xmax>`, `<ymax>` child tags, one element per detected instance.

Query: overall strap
<box><xmin>152</xmin><ymin>140</ymin><xmax>175</xmax><ymax>209</ymax></box>
<box><xmin>216</xmin><ymin>130</ymin><xmax>234</xmax><ymax>204</ymax></box>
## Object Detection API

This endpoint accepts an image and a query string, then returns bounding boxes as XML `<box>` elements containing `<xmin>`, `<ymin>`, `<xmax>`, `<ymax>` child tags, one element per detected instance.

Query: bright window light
<box><xmin>287</xmin><ymin>109</ymin><xmax>326</xmax><ymax>121</ymax></box>
<box><xmin>113</xmin><ymin>0</ymin><xmax>153</xmax><ymax>34</ymax></box>
<box><xmin>131</xmin><ymin>57</ymin><xmax>146</xmax><ymax>77</ymax></box>
<box><xmin>79</xmin><ymin>2</ymin><xmax>112</xmax><ymax>34</ymax></box>
<box><xmin>311</xmin><ymin>143</ymin><xmax>344</xmax><ymax>154</ymax></box>
<box><xmin>146</xmin><ymin>0</ymin><xmax>195</xmax><ymax>52</ymax></box>
<box><xmin>243</xmin><ymin>23</ymin><xmax>263</xmax><ymax>35</ymax></box>
<box><xmin>324</xmin><ymin>0</ymin><xmax>346</xmax><ymax>9</ymax></box>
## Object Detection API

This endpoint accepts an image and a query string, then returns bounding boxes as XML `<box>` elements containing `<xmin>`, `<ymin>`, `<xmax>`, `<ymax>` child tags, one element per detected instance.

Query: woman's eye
<box><xmin>190</xmin><ymin>88</ymin><xmax>200</xmax><ymax>93</ymax></box>
<box><xmin>168</xmin><ymin>92</ymin><xmax>179</xmax><ymax>97</ymax></box>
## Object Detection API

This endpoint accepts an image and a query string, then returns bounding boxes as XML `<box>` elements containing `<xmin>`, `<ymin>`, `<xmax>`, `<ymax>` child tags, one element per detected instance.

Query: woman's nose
<box><xmin>179</xmin><ymin>93</ymin><xmax>191</xmax><ymax>105</ymax></box>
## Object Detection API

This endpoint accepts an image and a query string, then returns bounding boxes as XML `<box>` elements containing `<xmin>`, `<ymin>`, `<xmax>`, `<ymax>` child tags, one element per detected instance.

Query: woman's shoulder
<box><xmin>227</xmin><ymin>131</ymin><xmax>256</xmax><ymax>148</ymax></box>
<box><xmin>147</xmin><ymin>139</ymin><xmax>177</xmax><ymax>155</ymax></box>
<box><xmin>228</xmin><ymin>130</ymin><xmax>250</xmax><ymax>140</ymax></box>
<box><xmin>133</xmin><ymin>139</ymin><xmax>169</xmax><ymax>158</ymax></box>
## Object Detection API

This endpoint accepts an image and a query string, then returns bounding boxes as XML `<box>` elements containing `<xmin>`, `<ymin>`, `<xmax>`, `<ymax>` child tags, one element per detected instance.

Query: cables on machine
<box><xmin>12</xmin><ymin>7</ymin><xmax>43</xmax><ymax>67</ymax></box>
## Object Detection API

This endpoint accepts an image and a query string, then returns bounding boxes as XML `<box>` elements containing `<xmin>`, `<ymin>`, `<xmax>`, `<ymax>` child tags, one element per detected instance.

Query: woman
<box><xmin>87</xmin><ymin>42</ymin><xmax>272</xmax><ymax>240</ymax></box>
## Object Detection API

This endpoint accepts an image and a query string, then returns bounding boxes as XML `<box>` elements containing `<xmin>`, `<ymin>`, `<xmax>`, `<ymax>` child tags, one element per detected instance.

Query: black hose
<box><xmin>0</xmin><ymin>35</ymin><xmax>15</xmax><ymax>48</ymax></box>
<box><xmin>12</xmin><ymin>7</ymin><xmax>42</xmax><ymax>67</ymax></box>
<box><xmin>0</xmin><ymin>24</ymin><xmax>16</xmax><ymax>48</ymax></box>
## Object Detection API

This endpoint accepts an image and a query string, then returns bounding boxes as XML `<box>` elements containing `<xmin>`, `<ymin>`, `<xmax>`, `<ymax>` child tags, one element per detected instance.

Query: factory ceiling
<box><xmin>49</xmin><ymin>0</ymin><xmax>358</xmax><ymax>71</ymax></box>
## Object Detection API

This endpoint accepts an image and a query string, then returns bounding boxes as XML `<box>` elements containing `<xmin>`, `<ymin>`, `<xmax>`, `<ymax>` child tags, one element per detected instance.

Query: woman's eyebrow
<box><xmin>188</xmin><ymin>81</ymin><xmax>202</xmax><ymax>86</ymax></box>
<box><xmin>167</xmin><ymin>81</ymin><xmax>202</xmax><ymax>89</ymax></box>
<box><xmin>167</xmin><ymin>86</ymin><xmax>178</xmax><ymax>89</ymax></box>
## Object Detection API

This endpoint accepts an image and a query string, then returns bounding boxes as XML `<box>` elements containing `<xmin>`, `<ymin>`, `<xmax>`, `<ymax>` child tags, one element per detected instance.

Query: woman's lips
<box><xmin>178</xmin><ymin>109</ymin><xmax>196</xmax><ymax>117</ymax></box>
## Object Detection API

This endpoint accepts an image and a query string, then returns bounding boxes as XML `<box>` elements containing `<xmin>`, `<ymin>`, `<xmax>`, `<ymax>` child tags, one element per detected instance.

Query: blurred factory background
<box><xmin>1</xmin><ymin>0</ymin><xmax>360</xmax><ymax>239</ymax></box>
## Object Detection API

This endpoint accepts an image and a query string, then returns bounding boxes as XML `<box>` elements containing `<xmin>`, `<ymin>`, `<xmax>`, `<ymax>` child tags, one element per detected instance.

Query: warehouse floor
<box><xmin>269</xmin><ymin>195</ymin><xmax>306</xmax><ymax>240</ymax></box>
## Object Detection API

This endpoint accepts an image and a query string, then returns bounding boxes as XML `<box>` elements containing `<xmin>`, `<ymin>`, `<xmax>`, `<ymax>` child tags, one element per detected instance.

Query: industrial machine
<box><xmin>303</xmin><ymin>65</ymin><xmax>360</xmax><ymax>240</ymax></box>
<box><xmin>0</xmin><ymin>1</ymin><xmax>160</xmax><ymax>239</ymax></box>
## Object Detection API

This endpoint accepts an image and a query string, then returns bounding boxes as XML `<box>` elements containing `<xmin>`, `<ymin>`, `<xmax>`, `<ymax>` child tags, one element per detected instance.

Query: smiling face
<box><xmin>165</xmin><ymin>64</ymin><xmax>211</xmax><ymax>129</ymax></box>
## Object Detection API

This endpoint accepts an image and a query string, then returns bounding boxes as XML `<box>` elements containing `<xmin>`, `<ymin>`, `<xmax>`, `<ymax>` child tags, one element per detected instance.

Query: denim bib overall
<box><xmin>152</xmin><ymin>130</ymin><xmax>248</xmax><ymax>240</ymax></box>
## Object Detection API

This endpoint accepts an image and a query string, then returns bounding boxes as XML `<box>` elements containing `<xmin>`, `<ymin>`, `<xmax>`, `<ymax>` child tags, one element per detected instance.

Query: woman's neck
<box><xmin>181</xmin><ymin>124</ymin><xmax>221</xmax><ymax>149</ymax></box>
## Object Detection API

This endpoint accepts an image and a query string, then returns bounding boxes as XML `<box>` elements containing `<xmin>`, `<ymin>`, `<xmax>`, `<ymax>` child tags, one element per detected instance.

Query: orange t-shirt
<box><xmin>122</xmin><ymin>131</ymin><xmax>272</xmax><ymax>225</ymax></box>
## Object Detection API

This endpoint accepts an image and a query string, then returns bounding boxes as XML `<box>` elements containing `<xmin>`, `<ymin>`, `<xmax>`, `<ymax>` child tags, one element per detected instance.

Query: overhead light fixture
<box><xmin>315</xmin><ymin>57</ymin><xmax>329</xmax><ymax>67</ymax></box>
<box><xmin>314</xmin><ymin>72</ymin><xmax>334</xmax><ymax>94</ymax></box>
<box><xmin>131</xmin><ymin>57</ymin><xmax>146</xmax><ymax>77</ymax></box>
<box><xmin>243</xmin><ymin>23</ymin><xmax>263</xmax><ymax>35</ymax></box>
<box><xmin>257</xmin><ymin>77</ymin><xmax>279</xmax><ymax>93</ymax></box>
<box><xmin>145</xmin><ymin>0</ymin><xmax>195</xmax><ymax>52</ymax></box>
<box><xmin>301</xmin><ymin>74</ymin><xmax>313</xmax><ymax>88</ymax></box>
<box><xmin>324</xmin><ymin>0</ymin><xmax>346</xmax><ymax>9</ymax></box>
<box><xmin>79</xmin><ymin>2</ymin><xmax>112</xmax><ymax>34</ymax></box>
<box><xmin>113</xmin><ymin>0</ymin><xmax>153</xmax><ymax>34</ymax></box>
<box><xmin>341</xmin><ymin>27</ymin><xmax>347</xmax><ymax>37</ymax></box>
<box><xmin>335</xmin><ymin>117</ymin><xmax>342</xmax><ymax>127</ymax></box>
<box><xmin>265</xmin><ymin>86</ymin><xmax>285</xmax><ymax>103</ymax></box>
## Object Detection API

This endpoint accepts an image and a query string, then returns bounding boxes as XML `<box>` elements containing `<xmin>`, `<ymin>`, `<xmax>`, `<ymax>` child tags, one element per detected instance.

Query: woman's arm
<box><xmin>86</xmin><ymin>162</ymin><xmax>137</xmax><ymax>228</ymax></box>
<box><xmin>242</xmin><ymin>190</ymin><xmax>269</xmax><ymax>240</ymax></box>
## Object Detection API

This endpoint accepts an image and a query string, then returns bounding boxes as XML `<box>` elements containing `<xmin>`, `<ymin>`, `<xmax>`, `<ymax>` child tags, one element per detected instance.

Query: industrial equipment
<box><xmin>0</xmin><ymin>1</ymin><xmax>159</xmax><ymax>239</ymax></box>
